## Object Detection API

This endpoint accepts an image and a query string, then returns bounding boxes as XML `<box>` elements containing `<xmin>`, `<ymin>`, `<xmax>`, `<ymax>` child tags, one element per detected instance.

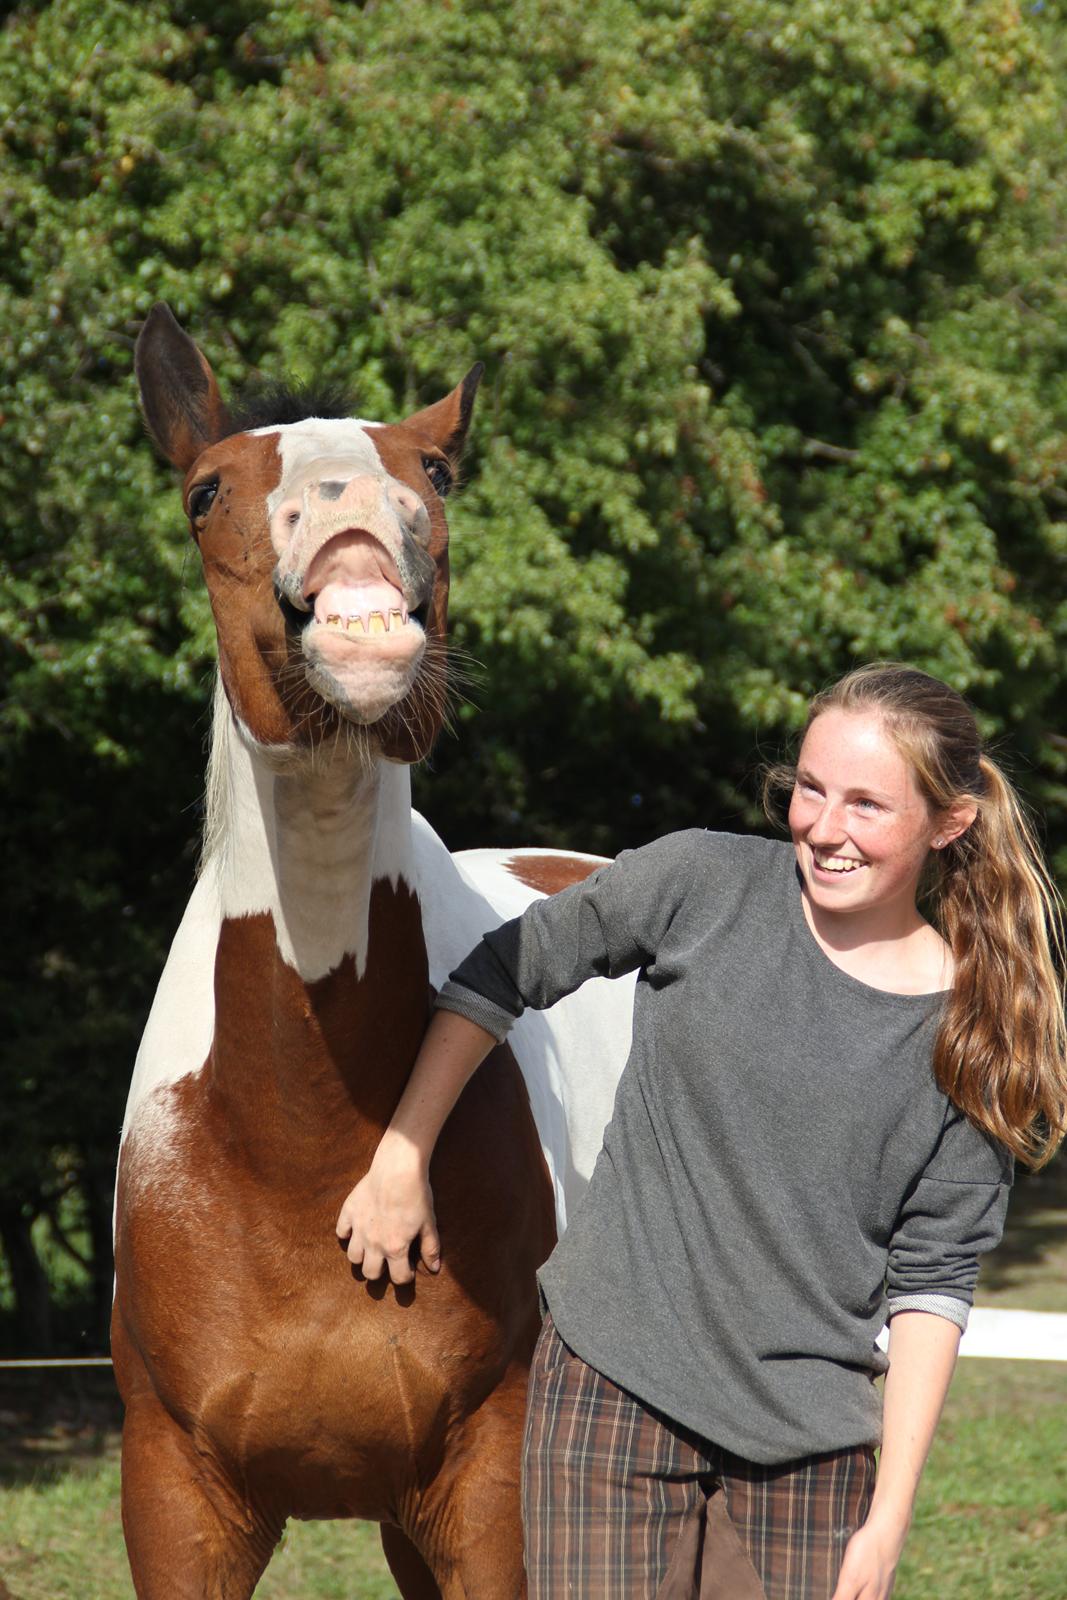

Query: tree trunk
<box><xmin>0</xmin><ymin>1208</ymin><xmax>53</xmax><ymax>1354</ymax></box>
<box><xmin>83</xmin><ymin>1163</ymin><xmax>115</xmax><ymax>1350</ymax></box>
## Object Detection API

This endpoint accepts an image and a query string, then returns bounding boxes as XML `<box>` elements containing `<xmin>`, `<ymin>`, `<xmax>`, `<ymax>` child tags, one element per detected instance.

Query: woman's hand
<box><xmin>830</xmin><ymin>1512</ymin><xmax>905</xmax><ymax>1600</ymax></box>
<box><xmin>336</xmin><ymin>1139</ymin><xmax>441</xmax><ymax>1285</ymax></box>
<box><xmin>334</xmin><ymin>1011</ymin><xmax>498</xmax><ymax>1285</ymax></box>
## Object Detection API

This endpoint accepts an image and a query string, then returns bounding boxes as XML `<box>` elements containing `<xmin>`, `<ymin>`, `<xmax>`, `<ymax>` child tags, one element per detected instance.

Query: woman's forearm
<box><xmin>831</xmin><ymin>1310</ymin><xmax>961</xmax><ymax>1599</ymax></box>
<box><xmin>335</xmin><ymin>1008</ymin><xmax>498</xmax><ymax>1282</ymax></box>
<box><xmin>377</xmin><ymin>1008</ymin><xmax>499</xmax><ymax>1165</ymax></box>
<box><xmin>870</xmin><ymin>1309</ymin><xmax>961</xmax><ymax>1532</ymax></box>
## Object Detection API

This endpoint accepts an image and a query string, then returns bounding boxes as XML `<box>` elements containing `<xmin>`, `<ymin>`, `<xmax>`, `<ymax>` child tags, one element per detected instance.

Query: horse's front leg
<box><xmin>411</xmin><ymin>1362</ymin><xmax>532</xmax><ymax>1600</ymax></box>
<box><xmin>381</xmin><ymin>1523</ymin><xmax>444</xmax><ymax>1599</ymax></box>
<box><xmin>119</xmin><ymin>1382</ymin><xmax>281</xmax><ymax>1599</ymax></box>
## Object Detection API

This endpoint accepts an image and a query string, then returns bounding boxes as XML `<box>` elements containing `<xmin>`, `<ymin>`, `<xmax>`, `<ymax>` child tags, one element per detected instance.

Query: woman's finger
<box><xmin>419</xmin><ymin>1222</ymin><xmax>442</xmax><ymax>1273</ymax></box>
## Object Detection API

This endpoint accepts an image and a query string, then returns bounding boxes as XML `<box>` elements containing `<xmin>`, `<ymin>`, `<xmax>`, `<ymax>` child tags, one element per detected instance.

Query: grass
<box><xmin>1</xmin><ymin>1362</ymin><xmax>1064</xmax><ymax>1598</ymax></box>
<box><xmin>899</xmin><ymin>1361</ymin><xmax>1067</xmax><ymax>1599</ymax></box>
<box><xmin>975</xmin><ymin>1153</ymin><xmax>1067</xmax><ymax>1314</ymax></box>
<box><xmin>1</xmin><ymin>1154</ymin><xmax>1064</xmax><ymax>1597</ymax></box>
<box><xmin>0</xmin><ymin>1450</ymin><xmax>398</xmax><ymax>1600</ymax></box>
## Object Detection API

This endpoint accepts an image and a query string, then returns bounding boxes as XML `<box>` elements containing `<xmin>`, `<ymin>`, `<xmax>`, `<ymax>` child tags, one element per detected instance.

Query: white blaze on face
<box><xmin>253</xmin><ymin>418</ymin><xmax>388</xmax><ymax>529</ymax></box>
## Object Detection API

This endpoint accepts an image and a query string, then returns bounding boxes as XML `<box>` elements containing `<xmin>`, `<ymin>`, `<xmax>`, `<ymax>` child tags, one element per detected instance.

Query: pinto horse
<box><xmin>113</xmin><ymin>305</ymin><xmax>634</xmax><ymax>1599</ymax></box>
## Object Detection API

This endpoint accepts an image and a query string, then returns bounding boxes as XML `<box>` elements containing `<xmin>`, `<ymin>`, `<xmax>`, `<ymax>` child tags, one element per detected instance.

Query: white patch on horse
<box><xmin>205</xmin><ymin>693</ymin><xmax>417</xmax><ymax>983</ymax></box>
<box><xmin>119</xmin><ymin>1081</ymin><xmax>189</xmax><ymax>1204</ymax></box>
<box><xmin>118</xmin><ymin>866</ymin><xmax>220</xmax><ymax>1157</ymax></box>
<box><xmin>412</xmin><ymin>826</ymin><xmax>635</xmax><ymax>1233</ymax></box>
<box><xmin>119</xmin><ymin>702</ymin><xmax>419</xmax><ymax>1171</ymax></box>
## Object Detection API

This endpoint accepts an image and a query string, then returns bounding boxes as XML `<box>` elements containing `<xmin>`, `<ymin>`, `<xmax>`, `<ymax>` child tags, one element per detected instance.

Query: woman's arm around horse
<box><xmin>336</xmin><ymin>1009</ymin><xmax>496</xmax><ymax>1283</ymax></box>
<box><xmin>337</xmin><ymin>831</ymin><xmax>700</xmax><ymax>1281</ymax></box>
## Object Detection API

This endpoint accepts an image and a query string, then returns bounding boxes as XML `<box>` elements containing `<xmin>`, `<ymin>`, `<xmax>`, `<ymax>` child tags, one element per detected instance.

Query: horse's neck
<box><xmin>211</xmin><ymin>711</ymin><xmax>418</xmax><ymax>983</ymax></box>
<box><xmin>204</xmin><ymin>706</ymin><xmax>430</xmax><ymax>1140</ymax></box>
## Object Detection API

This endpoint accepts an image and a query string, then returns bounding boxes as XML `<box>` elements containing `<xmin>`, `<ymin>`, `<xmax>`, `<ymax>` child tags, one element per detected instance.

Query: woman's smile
<box><xmin>811</xmin><ymin>851</ymin><xmax>868</xmax><ymax>876</ymax></box>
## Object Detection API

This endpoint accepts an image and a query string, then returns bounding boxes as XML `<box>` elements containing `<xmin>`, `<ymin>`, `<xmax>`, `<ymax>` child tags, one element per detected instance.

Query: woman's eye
<box><xmin>189</xmin><ymin>481</ymin><xmax>219</xmax><ymax>521</ymax></box>
<box><xmin>422</xmin><ymin>456</ymin><xmax>453</xmax><ymax>497</ymax></box>
<box><xmin>854</xmin><ymin>798</ymin><xmax>880</xmax><ymax>813</ymax></box>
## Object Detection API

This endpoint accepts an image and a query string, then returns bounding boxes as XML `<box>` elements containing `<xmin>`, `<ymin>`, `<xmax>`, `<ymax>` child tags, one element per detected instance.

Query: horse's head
<box><xmin>135</xmin><ymin>303</ymin><xmax>481</xmax><ymax>762</ymax></box>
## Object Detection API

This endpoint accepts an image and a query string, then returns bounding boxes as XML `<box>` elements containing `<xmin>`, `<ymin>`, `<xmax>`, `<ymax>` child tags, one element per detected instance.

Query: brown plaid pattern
<box><xmin>523</xmin><ymin>1316</ymin><xmax>876</xmax><ymax>1600</ymax></box>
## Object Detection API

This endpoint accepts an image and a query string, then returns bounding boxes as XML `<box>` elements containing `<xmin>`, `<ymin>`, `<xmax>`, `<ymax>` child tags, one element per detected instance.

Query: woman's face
<box><xmin>788</xmin><ymin>708</ymin><xmax>942</xmax><ymax>924</ymax></box>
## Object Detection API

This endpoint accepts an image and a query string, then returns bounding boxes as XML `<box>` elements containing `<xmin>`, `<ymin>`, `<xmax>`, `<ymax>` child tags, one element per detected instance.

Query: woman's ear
<box><xmin>931</xmin><ymin>800</ymin><xmax>979</xmax><ymax>850</ymax></box>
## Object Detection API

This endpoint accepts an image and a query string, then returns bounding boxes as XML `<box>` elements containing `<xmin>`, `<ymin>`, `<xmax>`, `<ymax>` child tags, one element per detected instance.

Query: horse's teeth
<box><xmin>322</xmin><ymin>609</ymin><xmax>404</xmax><ymax>635</ymax></box>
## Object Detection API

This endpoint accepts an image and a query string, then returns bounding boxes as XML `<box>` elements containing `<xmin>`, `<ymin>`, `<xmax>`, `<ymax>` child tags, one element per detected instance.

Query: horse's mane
<box><xmin>227</xmin><ymin>380</ymin><xmax>357</xmax><ymax>435</ymax></box>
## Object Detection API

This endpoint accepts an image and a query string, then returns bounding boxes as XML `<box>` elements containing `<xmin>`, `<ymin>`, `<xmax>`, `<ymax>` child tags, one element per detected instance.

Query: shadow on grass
<box><xmin>981</xmin><ymin>1146</ymin><xmax>1067</xmax><ymax>1298</ymax></box>
<box><xmin>0</xmin><ymin>1369</ymin><xmax>122</xmax><ymax>1489</ymax></box>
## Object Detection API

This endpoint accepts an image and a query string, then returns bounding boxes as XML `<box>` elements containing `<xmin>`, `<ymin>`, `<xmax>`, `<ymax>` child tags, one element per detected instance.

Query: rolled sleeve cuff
<box><xmin>886</xmin><ymin>1292</ymin><xmax>969</xmax><ymax>1332</ymax></box>
<box><xmin>435</xmin><ymin>981</ymin><xmax>518</xmax><ymax>1042</ymax></box>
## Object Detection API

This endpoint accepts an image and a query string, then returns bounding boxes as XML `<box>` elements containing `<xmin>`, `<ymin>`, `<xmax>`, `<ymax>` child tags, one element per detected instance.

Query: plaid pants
<box><xmin>523</xmin><ymin>1315</ymin><xmax>876</xmax><ymax>1600</ymax></box>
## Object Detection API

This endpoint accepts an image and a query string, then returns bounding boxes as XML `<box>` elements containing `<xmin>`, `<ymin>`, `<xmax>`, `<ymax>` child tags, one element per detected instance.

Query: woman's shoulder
<box><xmin>655</xmin><ymin>827</ymin><xmax>792</xmax><ymax>869</ymax></box>
<box><xmin>626</xmin><ymin>828</ymin><xmax>793</xmax><ymax>895</ymax></box>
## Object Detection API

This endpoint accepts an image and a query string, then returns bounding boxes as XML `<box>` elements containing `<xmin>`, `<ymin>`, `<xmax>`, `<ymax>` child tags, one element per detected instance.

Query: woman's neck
<box><xmin>799</xmin><ymin>885</ymin><xmax>953</xmax><ymax>995</ymax></box>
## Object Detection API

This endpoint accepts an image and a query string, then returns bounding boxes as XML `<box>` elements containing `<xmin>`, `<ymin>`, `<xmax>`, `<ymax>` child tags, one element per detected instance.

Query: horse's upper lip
<box><xmin>302</xmin><ymin>530</ymin><xmax>404</xmax><ymax>605</ymax></box>
<box><xmin>275</xmin><ymin>529</ymin><xmax>417</xmax><ymax>617</ymax></box>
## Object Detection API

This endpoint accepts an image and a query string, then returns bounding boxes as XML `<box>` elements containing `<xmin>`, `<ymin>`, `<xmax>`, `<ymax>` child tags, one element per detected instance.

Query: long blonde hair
<box><xmin>767</xmin><ymin>663</ymin><xmax>1067</xmax><ymax>1169</ymax></box>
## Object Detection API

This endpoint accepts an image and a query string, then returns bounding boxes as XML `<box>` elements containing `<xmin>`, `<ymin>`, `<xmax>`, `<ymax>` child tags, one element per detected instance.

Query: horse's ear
<box><xmin>403</xmin><ymin>363</ymin><xmax>484</xmax><ymax>462</ymax></box>
<box><xmin>135</xmin><ymin>303</ymin><xmax>233</xmax><ymax>473</ymax></box>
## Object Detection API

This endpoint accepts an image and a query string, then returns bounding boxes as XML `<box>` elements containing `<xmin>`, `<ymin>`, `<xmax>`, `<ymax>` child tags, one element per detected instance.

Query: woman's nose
<box><xmin>807</xmin><ymin>798</ymin><xmax>846</xmax><ymax>843</ymax></box>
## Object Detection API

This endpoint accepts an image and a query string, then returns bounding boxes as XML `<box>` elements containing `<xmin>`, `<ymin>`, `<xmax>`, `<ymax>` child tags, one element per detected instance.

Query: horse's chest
<box><xmin>116</xmin><ymin>1079</ymin><xmax>499</xmax><ymax>1508</ymax></box>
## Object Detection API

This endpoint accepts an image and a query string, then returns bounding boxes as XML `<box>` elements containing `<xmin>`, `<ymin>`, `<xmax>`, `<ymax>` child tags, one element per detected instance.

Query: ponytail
<box><xmin>930</xmin><ymin>754</ymin><xmax>1067</xmax><ymax>1168</ymax></box>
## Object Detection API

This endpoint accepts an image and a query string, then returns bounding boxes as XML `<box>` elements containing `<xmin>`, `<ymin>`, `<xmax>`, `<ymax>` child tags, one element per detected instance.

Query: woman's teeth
<box><xmin>815</xmin><ymin>853</ymin><xmax>866</xmax><ymax>873</ymax></box>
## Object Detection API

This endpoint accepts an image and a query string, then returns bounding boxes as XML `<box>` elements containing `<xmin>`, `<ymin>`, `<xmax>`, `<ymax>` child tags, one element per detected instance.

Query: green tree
<box><xmin>2</xmin><ymin>0</ymin><xmax>1066</xmax><ymax>1346</ymax></box>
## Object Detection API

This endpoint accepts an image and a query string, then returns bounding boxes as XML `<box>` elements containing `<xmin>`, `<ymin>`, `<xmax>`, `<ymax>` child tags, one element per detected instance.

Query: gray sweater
<box><xmin>436</xmin><ymin>831</ymin><xmax>1011</xmax><ymax>1465</ymax></box>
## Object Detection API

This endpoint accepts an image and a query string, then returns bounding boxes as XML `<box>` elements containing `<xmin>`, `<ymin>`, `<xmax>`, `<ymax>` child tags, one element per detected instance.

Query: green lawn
<box><xmin>0</xmin><ymin>1448</ymin><xmax>398</xmax><ymax>1600</ymax></box>
<box><xmin>2</xmin><ymin>1359</ymin><xmax>1064</xmax><ymax>1598</ymax></box>
<box><xmin>2</xmin><ymin>1155</ymin><xmax>1064</xmax><ymax>1597</ymax></box>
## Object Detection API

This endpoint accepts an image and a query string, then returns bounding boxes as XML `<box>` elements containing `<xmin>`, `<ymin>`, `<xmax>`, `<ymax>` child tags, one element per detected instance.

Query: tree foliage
<box><xmin>2</xmin><ymin>0</ymin><xmax>1066</xmax><ymax>1345</ymax></box>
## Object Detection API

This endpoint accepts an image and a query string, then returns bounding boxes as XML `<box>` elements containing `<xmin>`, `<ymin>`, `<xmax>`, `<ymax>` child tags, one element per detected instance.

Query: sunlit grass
<box><xmin>2</xmin><ymin>1359</ymin><xmax>1064</xmax><ymax>1598</ymax></box>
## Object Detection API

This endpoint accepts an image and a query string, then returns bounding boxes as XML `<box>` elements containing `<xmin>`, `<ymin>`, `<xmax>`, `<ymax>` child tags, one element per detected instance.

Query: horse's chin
<box><xmin>302</xmin><ymin>623</ymin><xmax>425</xmax><ymax>726</ymax></box>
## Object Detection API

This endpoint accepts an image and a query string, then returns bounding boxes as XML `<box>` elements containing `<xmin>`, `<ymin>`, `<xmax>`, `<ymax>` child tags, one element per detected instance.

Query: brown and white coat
<box><xmin>113</xmin><ymin>307</ymin><xmax>634</xmax><ymax>1600</ymax></box>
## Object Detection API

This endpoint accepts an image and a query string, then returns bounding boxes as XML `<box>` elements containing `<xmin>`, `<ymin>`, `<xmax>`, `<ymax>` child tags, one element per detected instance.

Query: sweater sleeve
<box><xmin>435</xmin><ymin>829</ymin><xmax>705</xmax><ymax>1039</ymax></box>
<box><xmin>885</xmin><ymin>1105</ymin><xmax>1013</xmax><ymax>1327</ymax></box>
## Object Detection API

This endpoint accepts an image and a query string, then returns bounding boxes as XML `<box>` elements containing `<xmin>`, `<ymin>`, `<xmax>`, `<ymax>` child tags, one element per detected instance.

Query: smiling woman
<box><xmin>340</xmin><ymin>660</ymin><xmax>1067</xmax><ymax>1600</ymax></box>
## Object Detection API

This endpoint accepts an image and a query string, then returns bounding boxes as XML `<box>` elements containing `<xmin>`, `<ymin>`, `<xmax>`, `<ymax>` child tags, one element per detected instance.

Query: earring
<box><xmin>933</xmin><ymin>837</ymin><xmax>945</xmax><ymax>848</ymax></box>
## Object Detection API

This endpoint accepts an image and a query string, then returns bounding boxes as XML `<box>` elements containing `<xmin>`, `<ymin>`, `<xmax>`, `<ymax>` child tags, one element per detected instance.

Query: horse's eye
<box><xmin>422</xmin><ymin>456</ymin><xmax>453</xmax><ymax>498</ymax></box>
<box><xmin>189</xmin><ymin>480</ymin><xmax>219</xmax><ymax>522</ymax></box>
